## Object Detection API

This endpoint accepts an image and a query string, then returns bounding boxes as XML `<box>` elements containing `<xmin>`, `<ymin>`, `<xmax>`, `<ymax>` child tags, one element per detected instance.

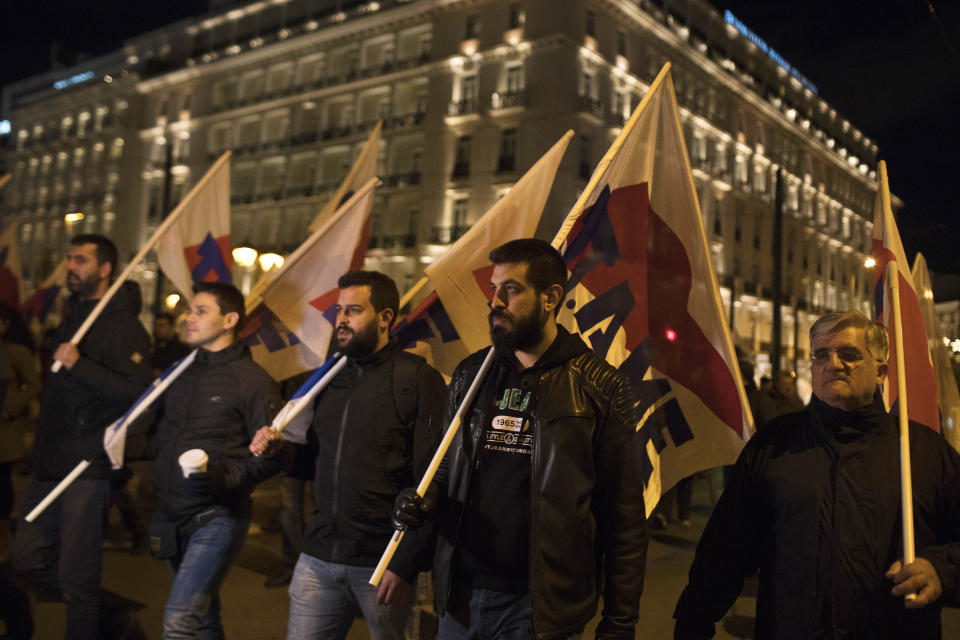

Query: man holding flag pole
<box><xmin>12</xmin><ymin>234</ymin><xmax>152</xmax><ymax>640</ymax></box>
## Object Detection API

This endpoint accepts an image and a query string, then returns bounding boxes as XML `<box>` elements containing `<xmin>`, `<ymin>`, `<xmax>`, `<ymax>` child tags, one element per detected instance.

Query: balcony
<box><xmin>430</xmin><ymin>225</ymin><xmax>471</xmax><ymax>244</ymax></box>
<box><xmin>447</xmin><ymin>98</ymin><xmax>479</xmax><ymax>117</ymax></box>
<box><xmin>383</xmin><ymin>172</ymin><xmax>421</xmax><ymax>188</ymax></box>
<box><xmin>490</xmin><ymin>90</ymin><xmax>527</xmax><ymax>111</ymax></box>
<box><xmin>290</xmin><ymin>131</ymin><xmax>319</xmax><ymax>146</ymax></box>
<box><xmin>230</xmin><ymin>193</ymin><xmax>255</xmax><ymax>205</ymax></box>
<box><xmin>577</xmin><ymin>96</ymin><xmax>604</xmax><ymax>120</ymax></box>
<box><xmin>380</xmin><ymin>233</ymin><xmax>417</xmax><ymax>249</ymax></box>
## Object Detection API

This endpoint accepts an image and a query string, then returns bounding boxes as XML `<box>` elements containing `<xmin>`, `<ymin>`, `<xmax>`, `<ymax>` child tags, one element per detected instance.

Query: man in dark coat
<box><xmin>674</xmin><ymin>309</ymin><xmax>960</xmax><ymax>639</ymax></box>
<box><xmin>394</xmin><ymin>239</ymin><xmax>648</xmax><ymax>640</ymax></box>
<box><xmin>13</xmin><ymin>234</ymin><xmax>152</xmax><ymax>640</ymax></box>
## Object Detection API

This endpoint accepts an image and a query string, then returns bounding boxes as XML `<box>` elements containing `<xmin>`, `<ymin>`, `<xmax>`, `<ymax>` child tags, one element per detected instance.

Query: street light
<box><xmin>64</xmin><ymin>212</ymin><xmax>84</xmax><ymax>224</ymax></box>
<box><xmin>257</xmin><ymin>250</ymin><xmax>284</xmax><ymax>272</ymax></box>
<box><xmin>165</xmin><ymin>293</ymin><xmax>181</xmax><ymax>309</ymax></box>
<box><xmin>864</xmin><ymin>257</ymin><xmax>876</xmax><ymax>269</ymax></box>
<box><xmin>232</xmin><ymin>244</ymin><xmax>258</xmax><ymax>268</ymax></box>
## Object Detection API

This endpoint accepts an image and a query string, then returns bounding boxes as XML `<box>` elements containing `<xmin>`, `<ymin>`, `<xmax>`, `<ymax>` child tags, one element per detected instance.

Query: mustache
<box><xmin>489</xmin><ymin>309</ymin><xmax>511</xmax><ymax>321</ymax></box>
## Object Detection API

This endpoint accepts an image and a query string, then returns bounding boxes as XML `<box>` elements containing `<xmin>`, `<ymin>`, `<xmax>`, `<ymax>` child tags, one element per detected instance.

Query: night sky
<box><xmin>2</xmin><ymin>1</ymin><xmax>959</xmax><ymax>272</ymax></box>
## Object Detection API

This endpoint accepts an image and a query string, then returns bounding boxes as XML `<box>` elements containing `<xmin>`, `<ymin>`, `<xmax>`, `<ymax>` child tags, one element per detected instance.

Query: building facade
<box><xmin>0</xmin><ymin>0</ymin><xmax>887</xmax><ymax>380</ymax></box>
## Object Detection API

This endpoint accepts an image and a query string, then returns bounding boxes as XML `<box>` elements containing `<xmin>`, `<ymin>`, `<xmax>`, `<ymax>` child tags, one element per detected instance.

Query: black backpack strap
<box><xmin>392</xmin><ymin>351</ymin><xmax>423</xmax><ymax>429</ymax></box>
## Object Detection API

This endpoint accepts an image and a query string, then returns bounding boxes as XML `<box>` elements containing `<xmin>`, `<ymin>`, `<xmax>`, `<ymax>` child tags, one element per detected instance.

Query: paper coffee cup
<box><xmin>178</xmin><ymin>449</ymin><xmax>208</xmax><ymax>478</ymax></box>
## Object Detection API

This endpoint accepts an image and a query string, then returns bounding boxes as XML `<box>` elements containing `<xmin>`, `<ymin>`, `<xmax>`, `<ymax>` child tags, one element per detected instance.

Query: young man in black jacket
<box><xmin>674</xmin><ymin>310</ymin><xmax>960</xmax><ymax>639</ymax></box>
<box><xmin>253</xmin><ymin>270</ymin><xmax>446</xmax><ymax>640</ymax></box>
<box><xmin>13</xmin><ymin>234</ymin><xmax>152</xmax><ymax>640</ymax></box>
<box><xmin>394</xmin><ymin>239</ymin><xmax>648</xmax><ymax>640</ymax></box>
<box><xmin>130</xmin><ymin>282</ymin><xmax>281</xmax><ymax>637</ymax></box>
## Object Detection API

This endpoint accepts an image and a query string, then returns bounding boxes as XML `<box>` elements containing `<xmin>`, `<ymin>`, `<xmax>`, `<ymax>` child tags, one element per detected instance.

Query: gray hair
<box><xmin>809</xmin><ymin>310</ymin><xmax>889</xmax><ymax>363</ymax></box>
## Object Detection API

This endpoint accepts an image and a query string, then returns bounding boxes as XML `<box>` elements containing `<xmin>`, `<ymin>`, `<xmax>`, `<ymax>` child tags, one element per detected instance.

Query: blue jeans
<box><xmin>163</xmin><ymin>513</ymin><xmax>249</xmax><ymax>640</ymax></box>
<box><xmin>286</xmin><ymin>554</ymin><xmax>413</xmax><ymax>640</ymax></box>
<box><xmin>439</xmin><ymin>588</ymin><xmax>532</xmax><ymax>640</ymax></box>
<box><xmin>12</xmin><ymin>476</ymin><xmax>111</xmax><ymax>640</ymax></box>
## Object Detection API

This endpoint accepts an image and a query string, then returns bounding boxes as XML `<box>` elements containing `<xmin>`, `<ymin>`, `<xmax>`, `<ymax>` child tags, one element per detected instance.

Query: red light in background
<box><xmin>665</xmin><ymin>328</ymin><xmax>677</xmax><ymax>342</ymax></box>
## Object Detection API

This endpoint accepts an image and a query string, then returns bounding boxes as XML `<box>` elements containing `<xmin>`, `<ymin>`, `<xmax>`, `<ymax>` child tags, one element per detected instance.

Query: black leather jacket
<box><xmin>434</xmin><ymin>328</ymin><xmax>648</xmax><ymax>640</ymax></box>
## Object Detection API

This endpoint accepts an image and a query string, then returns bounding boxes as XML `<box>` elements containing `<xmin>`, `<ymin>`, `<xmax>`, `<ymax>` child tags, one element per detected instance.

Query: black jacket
<box><xmin>674</xmin><ymin>394</ymin><xmax>960</xmax><ymax>639</ymax></box>
<box><xmin>301</xmin><ymin>341</ymin><xmax>446</xmax><ymax>582</ymax></box>
<box><xmin>34</xmin><ymin>281</ymin><xmax>152</xmax><ymax>480</ymax></box>
<box><xmin>143</xmin><ymin>341</ymin><xmax>281</xmax><ymax>520</ymax></box>
<box><xmin>434</xmin><ymin>328</ymin><xmax>648</xmax><ymax>640</ymax></box>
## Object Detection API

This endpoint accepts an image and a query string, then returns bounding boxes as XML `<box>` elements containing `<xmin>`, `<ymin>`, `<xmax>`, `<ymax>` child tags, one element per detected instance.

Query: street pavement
<box><xmin>8</xmin><ymin>470</ymin><xmax>960</xmax><ymax>639</ymax></box>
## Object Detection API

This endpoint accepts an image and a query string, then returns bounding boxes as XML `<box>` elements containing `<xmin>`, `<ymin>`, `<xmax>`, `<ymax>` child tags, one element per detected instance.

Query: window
<box><xmin>453</xmin><ymin>136</ymin><xmax>471</xmax><ymax>178</ymax></box>
<box><xmin>498</xmin><ymin>128</ymin><xmax>517</xmax><ymax>172</ymax></box>
<box><xmin>586</xmin><ymin>10</ymin><xmax>595</xmax><ymax>37</ymax></box>
<box><xmin>506</xmin><ymin>65</ymin><xmax>524</xmax><ymax>93</ymax></box>
<box><xmin>461</xmin><ymin>75</ymin><xmax>478</xmax><ymax>107</ymax></box>
<box><xmin>465</xmin><ymin>15</ymin><xmax>480</xmax><ymax>40</ymax></box>
<box><xmin>453</xmin><ymin>198</ymin><xmax>469</xmax><ymax>227</ymax></box>
<box><xmin>508</xmin><ymin>4</ymin><xmax>525</xmax><ymax>30</ymax></box>
<box><xmin>581</xmin><ymin>72</ymin><xmax>593</xmax><ymax>98</ymax></box>
<box><xmin>579</xmin><ymin>135</ymin><xmax>591</xmax><ymax>179</ymax></box>
<box><xmin>617</xmin><ymin>31</ymin><xmax>627</xmax><ymax>57</ymax></box>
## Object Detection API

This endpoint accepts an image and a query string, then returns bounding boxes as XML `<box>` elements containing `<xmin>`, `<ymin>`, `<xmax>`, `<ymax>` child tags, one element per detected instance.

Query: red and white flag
<box><xmin>155</xmin><ymin>152</ymin><xmax>233</xmax><ymax>299</ymax></box>
<box><xmin>554</xmin><ymin>64</ymin><xmax>753</xmax><ymax>514</ymax></box>
<box><xmin>261</xmin><ymin>178</ymin><xmax>378</xmax><ymax>362</ymax></box>
<box><xmin>0</xmin><ymin>219</ymin><xmax>24</xmax><ymax>307</ymax></box>
<box><xmin>422</xmin><ymin>132</ymin><xmax>573</xmax><ymax>357</ymax></box>
<box><xmin>912</xmin><ymin>253</ymin><xmax>960</xmax><ymax>449</ymax></box>
<box><xmin>22</xmin><ymin>258</ymin><xmax>67</xmax><ymax>323</ymax></box>
<box><xmin>871</xmin><ymin>168</ymin><xmax>939</xmax><ymax>431</ymax></box>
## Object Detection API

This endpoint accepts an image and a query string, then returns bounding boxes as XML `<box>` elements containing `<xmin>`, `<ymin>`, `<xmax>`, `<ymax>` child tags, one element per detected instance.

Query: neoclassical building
<box><xmin>0</xmin><ymin>0</ymin><xmax>888</xmax><ymax>380</ymax></box>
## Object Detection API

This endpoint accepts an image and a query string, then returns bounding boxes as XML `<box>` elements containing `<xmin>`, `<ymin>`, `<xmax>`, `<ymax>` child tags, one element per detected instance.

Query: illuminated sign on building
<box><xmin>53</xmin><ymin>70</ymin><xmax>95</xmax><ymax>91</ymax></box>
<box><xmin>0</xmin><ymin>120</ymin><xmax>10</xmax><ymax>135</ymax></box>
<box><xmin>724</xmin><ymin>11</ymin><xmax>818</xmax><ymax>95</ymax></box>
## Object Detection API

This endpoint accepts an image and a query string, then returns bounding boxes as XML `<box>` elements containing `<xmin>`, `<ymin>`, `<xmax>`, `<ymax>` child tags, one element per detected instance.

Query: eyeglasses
<box><xmin>809</xmin><ymin>347</ymin><xmax>867</xmax><ymax>365</ymax></box>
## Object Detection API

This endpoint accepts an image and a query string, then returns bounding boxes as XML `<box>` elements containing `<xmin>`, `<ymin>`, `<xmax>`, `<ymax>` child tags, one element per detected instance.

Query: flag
<box><xmin>269</xmin><ymin>353</ymin><xmax>343</xmax><ymax>444</ymax></box>
<box><xmin>872</xmin><ymin>162</ymin><xmax>939</xmax><ymax>431</ymax></box>
<box><xmin>262</xmin><ymin>178</ymin><xmax>377</xmax><ymax>363</ymax></box>
<box><xmin>104</xmin><ymin>350</ymin><xmax>198</xmax><ymax>469</ymax></box>
<box><xmin>393</xmin><ymin>291</ymin><xmax>472</xmax><ymax>378</ymax></box>
<box><xmin>911</xmin><ymin>254</ymin><xmax>958</xmax><ymax>448</ymax></box>
<box><xmin>239</xmin><ymin>303</ymin><xmax>326</xmax><ymax>381</ymax></box>
<box><xmin>553</xmin><ymin>64</ymin><xmax>752</xmax><ymax>515</ymax></box>
<box><xmin>0</xmin><ymin>219</ymin><xmax>24</xmax><ymax>307</ymax></box>
<box><xmin>155</xmin><ymin>153</ymin><xmax>232</xmax><ymax>299</ymax></box>
<box><xmin>22</xmin><ymin>258</ymin><xmax>67</xmax><ymax>323</ymax></box>
<box><xmin>422</xmin><ymin>132</ymin><xmax>573</xmax><ymax>357</ymax></box>
<box><xmin>308</xmin><ymin>121</ymin><xmax>381</xmax><ymax>232</ymax></box>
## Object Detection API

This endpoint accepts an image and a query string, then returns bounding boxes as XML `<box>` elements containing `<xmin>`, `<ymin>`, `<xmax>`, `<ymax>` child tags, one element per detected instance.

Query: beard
<box><xmin>489</xmin><ymin>301</ymin><xmax>545</xmax><ymax>352</ymax></box>
<box><xmin>66</xmin><ymin>271</ymin><xmax>102</xmax><ymax>298</ymax></box>
<box><xmin>337</xmin><ymin>320</ymin><xmax>380</xmax><ymax>358</ymax></box>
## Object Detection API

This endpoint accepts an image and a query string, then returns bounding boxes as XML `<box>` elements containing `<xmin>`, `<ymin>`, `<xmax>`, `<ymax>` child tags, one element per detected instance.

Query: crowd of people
<box><xmin>0</xmin><ymin>233</ymin><xmax>958</xmax><ymax>640</ymax></box>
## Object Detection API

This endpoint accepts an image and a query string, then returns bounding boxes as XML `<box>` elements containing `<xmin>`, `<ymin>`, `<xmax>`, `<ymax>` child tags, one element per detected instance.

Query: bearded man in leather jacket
<box><xmin>395</xmin><ymin>239</ymin><xmax>648</xmax><ymax>640</ymax></box>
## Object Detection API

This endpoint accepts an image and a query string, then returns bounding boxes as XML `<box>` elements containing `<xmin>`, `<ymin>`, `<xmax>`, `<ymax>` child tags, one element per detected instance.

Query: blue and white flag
<box><xmin>271</xmin><ymin>352</ymin><xmax>348</xmax><ymax>444</ymax></box>
<box><xmin>103</xmin><ymin>349</ymin><xmax>198</xmax><ymax>469</ymax></box>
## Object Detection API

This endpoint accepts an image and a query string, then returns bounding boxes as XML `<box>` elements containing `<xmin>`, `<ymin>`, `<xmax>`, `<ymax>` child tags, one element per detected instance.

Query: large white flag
<box><xmin>155</xmin><ymin>153</ymin><xmax>233</xmax><ymax>298</ymax></box>
<box><xmin>553</xmin><ymin>64</ymin><xmax>753</xmax><ymax>514</ymax></box>
<box><xmin>309</xmin><ymin>121</ymin><xmax>381</xmax><ymax>232</ymax></box>
<box><xmin>262</xmin><ymin>178</ymin><xmax>378</xmax><ymax>361</ymax></box>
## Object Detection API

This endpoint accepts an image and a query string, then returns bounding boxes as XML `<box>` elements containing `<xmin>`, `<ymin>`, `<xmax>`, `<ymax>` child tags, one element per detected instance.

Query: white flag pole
<box><xmin>880</xmin><ymin>162</ymin><xmax>916</xmax><ymax>602</ymax></box>
<box><xmin>269</xmin><ymin>355</ymin><xmax>348</xmax><ymax>434</ymax></box>
<box><xmin>51</xmin><ymin>152</ymin><xmax>232</xmax><ymax>373</ymax></box>
<box><xmin>369</xmin><ymin>346</ymin><xmax>496</xmax><ymax>586</ymax></box>
<box><xmin>26</xmin><ymin>349</ymin><xmax>200</xmax><ymax>522</ymax></box>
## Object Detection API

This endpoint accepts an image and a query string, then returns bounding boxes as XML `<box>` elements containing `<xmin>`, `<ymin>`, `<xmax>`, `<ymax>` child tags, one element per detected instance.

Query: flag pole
<box><xmin>880</xmin><ymin>162</ymin><xmax>916</xmax><ymax>600</ymax></box>
<box><xmin>26</xmin><ymin>349</ymin><xmax>200</xmax><ymax>521</ymax></box>
<box><xmin>0</xmin><ymin>174</ymin><xmax>11</xmax><ymax>191</ymax></box>
<box><xmin>369</xmin><ymin>346</ymin><xmax>496</xmax><ymax>586</ymax></box>
<box><xmin>550</xmin><ymin>62</ymin><xmax>672</xmax><ymax>249</ymax></box>
<box><xmin>398</xmin><ymin>276</ymin><xmax>429</xmax><ymax>310</ymax></box>
<box><xmin>51</xmin><ymin>151</ymin><xmax>233</xmax><ymax>373</ymax></box>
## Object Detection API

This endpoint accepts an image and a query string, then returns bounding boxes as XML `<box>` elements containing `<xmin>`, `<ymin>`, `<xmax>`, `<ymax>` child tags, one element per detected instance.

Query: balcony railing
<box><xmin>430</xmin><ymin>225</ymin><xmax>471</xmax><ymax>244</ymax></box>
<box><xmin>383</xmin><ymin>172</ymin><xmax>421</xmax><ymax>188</ymax></box>
<box><xmin>447</xmin><ymin>98</ymin><xmax>478</xmax><ymax>117</ymax></box>
<box><xmin>577</xmin><ymin>96</ymin><xmax>604</xmax><ymax>119</ymax></box>
<box><xmin>491</xmin><ymin>90</ymin><xmax>526</xmax><ymax>110</ymax></box>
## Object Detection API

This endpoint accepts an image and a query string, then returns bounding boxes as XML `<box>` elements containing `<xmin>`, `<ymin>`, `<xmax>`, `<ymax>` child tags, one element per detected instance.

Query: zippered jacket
<box><xmin>300</xmin><ymin>340</ymin><xmax>446</xmax><ymax>582</ymax></box>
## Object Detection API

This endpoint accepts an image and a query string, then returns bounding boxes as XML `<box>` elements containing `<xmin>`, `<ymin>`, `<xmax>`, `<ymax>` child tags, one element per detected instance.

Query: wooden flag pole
<box><xmin>398</xmin><ymin>276</ymin><xmax>429</xmax><ymax>310</ymax></box>
<box><xmin>51</xmin><ymin>151</ymin><xmax>232</xmax><ymax>373</ymax></box>
<box><xmin>879</xmin><ymin>162</ymin><xmax>916</xmax><ymax>601</ymax></box>
<box><xmin>0</xmin><ymin>174</ymin><xmax>11</xmax><ymax>191</ymax></box>
<box><xmin>369</xmin><ymin>347</ymin><xmax>496</xmax><ymax>586</ymax></box>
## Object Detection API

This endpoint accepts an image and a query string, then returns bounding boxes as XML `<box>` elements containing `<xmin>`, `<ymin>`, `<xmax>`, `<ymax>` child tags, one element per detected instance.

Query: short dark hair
<box><xmin>193</xmin><ymin>282</ymin><xmax>245</xmax><ymax>329</ymax></box>
<box><xmin>154</xmin><ymin>311</ymin><xmax>177</xmax><ymax>325</ymax></box>
<box><xmin>489</xmin><ymin>238</ymin><xmax>568</xmax><ymax>295</ymax></box>
<box><xmin>70</xmin><ymin>234</ymin><xmax>118</xmax><ymax>279</ymax></box>
<box><xmin>337</xmin><ymin>270</ymin><xmax>399</xmax><ymax>327</ymax></box>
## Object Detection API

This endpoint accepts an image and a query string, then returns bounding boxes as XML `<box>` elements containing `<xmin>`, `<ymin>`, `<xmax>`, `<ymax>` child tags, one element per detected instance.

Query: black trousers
<box><xmin>12</xmin><ymin>476</ymin><xmax>111</xmax><ymax>640</ymax></box>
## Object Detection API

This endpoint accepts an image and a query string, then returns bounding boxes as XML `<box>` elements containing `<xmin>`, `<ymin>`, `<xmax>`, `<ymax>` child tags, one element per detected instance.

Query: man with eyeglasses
<box><xmin>674</xmin><ymin>310</ymin><xmax>960</xmax><ymax>639</ymax></box>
